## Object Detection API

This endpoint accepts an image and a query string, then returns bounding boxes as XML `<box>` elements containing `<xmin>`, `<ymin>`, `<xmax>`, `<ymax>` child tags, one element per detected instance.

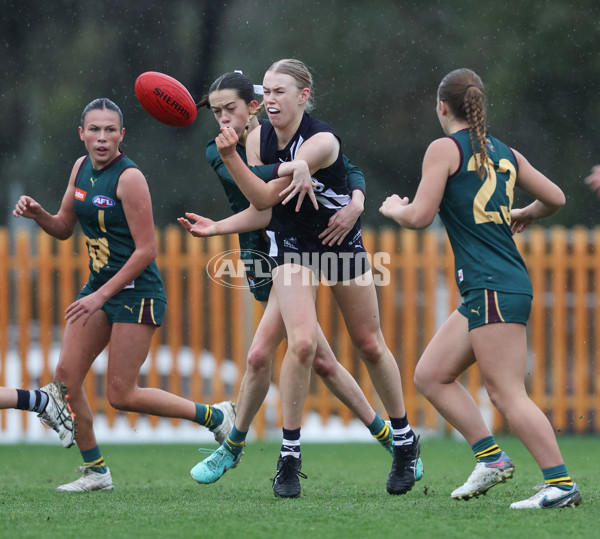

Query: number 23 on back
<box><xmin>470</xmin><ymin>156</ymin><xmax>516</xmax><ymax>226</ymax></box>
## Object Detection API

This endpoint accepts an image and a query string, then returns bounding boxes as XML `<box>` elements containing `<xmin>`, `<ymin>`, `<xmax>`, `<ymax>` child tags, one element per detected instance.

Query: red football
<box><xmin>134</xmin><ymin>71</ymin><xmax>197</xmax><ymax>127</ymax></box>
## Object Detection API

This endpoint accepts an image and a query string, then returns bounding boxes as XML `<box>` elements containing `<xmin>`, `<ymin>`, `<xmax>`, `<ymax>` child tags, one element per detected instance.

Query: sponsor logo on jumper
<box><xmin>92</xmin><ymin>195</ymin><xmax>115</xmax><ymax>208</ymax></box>
<box><xmin>458</xmin><ymin>268</ymin><xmax>464</xmax><ymax>282</ymax></box>
<box><xmin>90</xmin><ymin>177</ymin><xmax>97</xmax><ymax>188</ymax></box>
<box><xmin>153</xmin><ymin>87</ymin><xmax>192</xmax><ymax>119</ymax></box>
<box><xmin>74</xmin><ymin>187</ymin><xmax>87</xmax><ymax>201</ymax></box>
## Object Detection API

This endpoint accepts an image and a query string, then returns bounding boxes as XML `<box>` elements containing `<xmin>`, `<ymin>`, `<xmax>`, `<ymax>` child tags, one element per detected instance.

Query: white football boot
<box><xmin>56</xmin><ymin>466</ymin><xmax>113</xmax><ymax>492</ymax></box>
<box><xmin>451</xmin><ymin>451</ymin><xmax>515</xmax><ymax>500</ymax></box>
<box><xmin>38</xmin><ymin>381</ymin><xmax>77</xmax><ymax>448</ymax></box>
<box><xmin>510</xmin><ymin>483</ymin><xmax>581</xmax><ymax>509</ymax></box>
<box><xmin>209</xmin><ymin>401</ymin><xmax>236</xmax><ymax>444</ymax></box>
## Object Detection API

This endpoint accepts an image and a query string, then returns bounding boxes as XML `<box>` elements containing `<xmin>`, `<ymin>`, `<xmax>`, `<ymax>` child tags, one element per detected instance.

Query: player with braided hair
<box><xmin>380</xmin><ymin>68</ymin><xmax>581</xmax><ymax>509</ymax></box>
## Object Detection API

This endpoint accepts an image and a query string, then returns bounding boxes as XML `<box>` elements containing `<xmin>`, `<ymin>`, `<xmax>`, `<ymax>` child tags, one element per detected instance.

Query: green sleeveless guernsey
<box><xmin>439</xmin><ymin>130</ymin><xmax>532</xmax><ymax>297</ymax></box>
<box><xmin>73</xmin><ymin>153</ymin><xmax>166</xmax><ymax>300</ymax></box>
<box><xmin>205</xmin><ymin>139</ymin><xmax>275</xmax><ymax>257</ymax></box>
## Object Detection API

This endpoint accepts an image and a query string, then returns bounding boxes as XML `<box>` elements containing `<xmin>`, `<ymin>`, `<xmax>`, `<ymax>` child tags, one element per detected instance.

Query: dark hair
<box><xmin>198</xmin><ymin>71</ymin><xmax>264</xmax><ymax>142</ymax></box>
<box><xmin>438</xmin><ymin>68</ymin><xmax>487</xmax><ymax>177</ymax></box>
<box><xmin>80</xmin><ymin>98</ymin><xmax>123</xmax><ymax>128</ymax></box>
<box><xmin>196</xmin><ymin>71</ymin><xmax>256</xmax><ymax>109</ymax></box>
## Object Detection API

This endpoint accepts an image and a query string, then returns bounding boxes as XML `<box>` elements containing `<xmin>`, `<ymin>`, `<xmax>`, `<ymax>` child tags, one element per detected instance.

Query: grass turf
<box><xmin>0</xmin><ymin>435</ymin><xmax>597</xmax><ymax>538</ymax></box>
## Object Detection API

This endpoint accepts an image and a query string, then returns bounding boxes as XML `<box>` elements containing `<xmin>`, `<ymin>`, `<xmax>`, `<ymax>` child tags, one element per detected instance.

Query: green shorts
<box><xmin>245</xmin><ymin>264</ymin><xmax>273</xmax><ymax>302</ymax></box>
<box><xmin>78</xmin><ymin>284</ymin><xmax>166</xmax><ymax>326</ymax></box>
<box><xmin>457</xmin><ymin>288</ymin><xmax>531</xmax><ymax>331</ymax></box>
<box><xmin>248</xmin><ymin>275</ymin><xmax>272</xmax><ymax>302</ymax></box>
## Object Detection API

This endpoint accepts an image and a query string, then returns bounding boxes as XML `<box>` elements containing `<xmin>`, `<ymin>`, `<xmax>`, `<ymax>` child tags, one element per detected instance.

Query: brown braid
<box><xmin>438</xmin><ymin>69</ymin><xmax>488</xmax><ymax>178</ymax></box>
<box><xmin>242</xmin><ymin>101</ymin><xmax>265</xmax><ymax>143</ymax></box>
<box><xmin>464</xmin><ymin>87</ymin><xmax>488</xmax><ymax>178</ymax></box>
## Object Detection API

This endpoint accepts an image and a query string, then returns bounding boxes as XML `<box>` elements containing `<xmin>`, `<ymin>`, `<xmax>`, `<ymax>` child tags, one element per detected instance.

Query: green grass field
<box><xmin>0</xmin><ymin>435</ymin><xmax>597</xmax><ymax>538</ymax></box>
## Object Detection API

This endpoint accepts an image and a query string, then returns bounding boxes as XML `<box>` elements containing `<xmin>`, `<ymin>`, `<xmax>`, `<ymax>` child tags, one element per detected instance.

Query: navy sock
<box><xmin>281</xmin><ymin>427</ymin><xmax>301</xmax><ymax>458</ymax></box>
<box><xmin>15</xmin><ymin>389</ymin><xmax>49</xmax><ymax>413</ymax></box>
<box><xmin>390</xmin><ymin>415</ymin><xmax>415</xmax><ymax>446</ymax></box>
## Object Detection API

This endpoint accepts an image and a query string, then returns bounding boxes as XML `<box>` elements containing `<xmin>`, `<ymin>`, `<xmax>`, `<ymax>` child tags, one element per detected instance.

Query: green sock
<box><xmin>367</xmin><ymin>415</ymin><xmax>390</xmax><ymax>445</ymax></box>
<box><xmin>471</xmin><ymin>436</ymin><xmax>502</xmax><ymax>463</ymax></box>
<box><xmin>224</xmin><ymin>426</ymin><xmax>247</xmax><ymax>457</ymax></box>
<box><xmin>81</xmin><ymin>446</ymin><xmax>108</xmax><ymax>474</ymax></box>
<box><xmin>194</xmin><ymin>403</ymin><xmax>224</xmax><ymax>430</ymax></box>
<box><xmin>542</xmin><ymin>464</ymin><xmax>574</xmax><ymax>491</ymax></box>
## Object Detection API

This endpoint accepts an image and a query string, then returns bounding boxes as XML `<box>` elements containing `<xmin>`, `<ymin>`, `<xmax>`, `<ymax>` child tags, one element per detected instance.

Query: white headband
<box><xmin>234</xmin><ymin>69</ymin><xmax>264</xmax><ymax>95</ymax></box>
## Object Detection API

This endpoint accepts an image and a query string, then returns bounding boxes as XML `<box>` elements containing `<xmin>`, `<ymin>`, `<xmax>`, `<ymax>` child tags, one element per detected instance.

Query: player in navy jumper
<box><xmin>212</xmin><ymin>60</ymin><xmax>420</xmax><ymax>498</ymax></box>
<box><xmin>182</xmin><ymin>71</ymin><xmax>406</xmax><ymax>488</ymax></box>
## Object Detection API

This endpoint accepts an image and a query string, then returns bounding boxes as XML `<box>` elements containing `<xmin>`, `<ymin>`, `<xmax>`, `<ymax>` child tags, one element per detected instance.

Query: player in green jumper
<box><xmin>380</xmin><ymin>68</ymin><xmax>580</xmax><ymax>509</ymax></box>
<box><xmin>13</xmin><ymin>98</ymin><xmax>235</xmax><ymax>492</ymax></box>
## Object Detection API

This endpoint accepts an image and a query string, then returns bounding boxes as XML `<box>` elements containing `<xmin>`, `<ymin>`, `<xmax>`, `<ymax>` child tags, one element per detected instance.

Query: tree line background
<box><xmin>2</xmin><ymin>0</ymin><xmax>599</xmax><ymax>230</ymax></box>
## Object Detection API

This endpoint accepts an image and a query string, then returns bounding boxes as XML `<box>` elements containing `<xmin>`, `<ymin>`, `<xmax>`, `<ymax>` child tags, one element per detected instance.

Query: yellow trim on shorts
<box><xmin>484</xmin><ymin>289</ymin><xmax>506</xmax><ymax>324</ymax></box>
<box><xmin>137</xmin><ymin>298</ymin><xmax>157</xmax><ymax>325</ymax></box>
<box><xmin>493</xmin><ymin>291</ymin><xmax>505</xmax><ymax>322</ymax></box>
<box><xmin>484</xmin><ymin>290</ymin><xmax>488</xmax><ymax>323</ymax></box>
<box><xmin>150</xmin><ymin>298</ymin><xmax>156</xmax><ymax>324</ymax></box>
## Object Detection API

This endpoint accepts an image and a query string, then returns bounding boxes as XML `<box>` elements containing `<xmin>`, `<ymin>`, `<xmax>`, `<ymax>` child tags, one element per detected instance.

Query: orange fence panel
<box><xmin>1</xmin><ymin>225</ymin><xmax>599</xmax><ymax>441</ymax></box>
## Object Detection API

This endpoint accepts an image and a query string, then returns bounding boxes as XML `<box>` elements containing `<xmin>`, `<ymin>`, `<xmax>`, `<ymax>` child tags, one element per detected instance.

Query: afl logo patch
<box><xmin>92</xmin><ymin>195</ymin><xmax>116</xmax><ymax>208</ymax></box>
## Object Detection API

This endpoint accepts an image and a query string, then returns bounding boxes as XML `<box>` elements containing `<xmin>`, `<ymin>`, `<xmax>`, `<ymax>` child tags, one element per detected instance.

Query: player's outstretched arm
<box><xmin>179</xmin><ymin>205</ymin><xmax>272</xmax><ymax>237</ymax></box>
<box><xmin>380</xmin><ymin>138</ymin><xmax>452</xmax><ymax>229</ymax></box>
<box><xmin>12</xmin><ymin>158</ymin><xmax>82</xmax><ymax>240</ymax></box>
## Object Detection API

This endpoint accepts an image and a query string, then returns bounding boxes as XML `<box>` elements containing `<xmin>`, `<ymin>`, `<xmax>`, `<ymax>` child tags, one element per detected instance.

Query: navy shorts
<box><xmin>458</xmin><ymin>288</ymin><xmax>532</xmax><ymax>331</ymax></box>
<box><xmin>266</xmin><ymin>228</ymin><xmax>370</xmax><ymax>283</ymax></box>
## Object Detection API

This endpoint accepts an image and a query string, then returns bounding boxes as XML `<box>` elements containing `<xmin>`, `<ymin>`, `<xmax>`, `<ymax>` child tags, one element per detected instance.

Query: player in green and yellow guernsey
<box><xmin>437</xmin><ymin>129</ymin><xmax>533</xmax><ymax>299</ymax></box>
<box><xmin>380</xmin><ymin>68</ymin><xmax>580</xmax><ymax>509</ymax></box>
<box><xmin>13</xmin><ymin>98</ymin><xmax>235</xmax><ymax>493</ymax></box>
<box><xmin>74</xmin><ymin>151</ymin><xmax>165</xmax><ymax>306</ymax></box>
